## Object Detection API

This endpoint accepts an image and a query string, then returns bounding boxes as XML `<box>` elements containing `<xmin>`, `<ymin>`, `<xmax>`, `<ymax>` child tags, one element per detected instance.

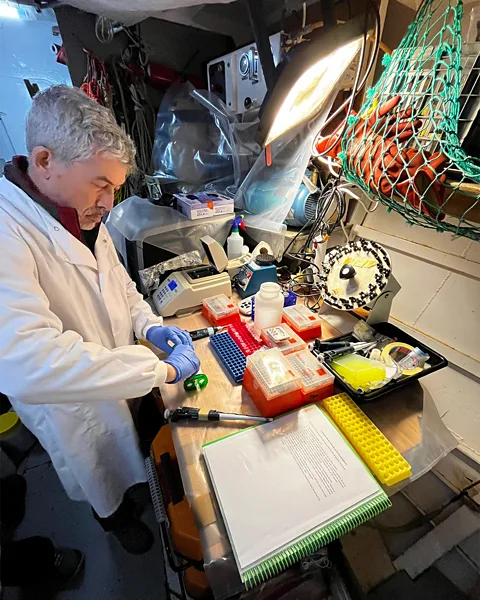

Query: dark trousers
<box><xmin>1</xmin><ymin>536</ymin><xmax>56</xmax><ymax>586</ymax></box>
<box><xmin>94</xmin><ymin>392</ymin><xmax>163</xmax><ymax>528</ymax></box>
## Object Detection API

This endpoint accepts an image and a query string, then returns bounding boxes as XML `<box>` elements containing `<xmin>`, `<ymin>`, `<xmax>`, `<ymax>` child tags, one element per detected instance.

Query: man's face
<box><xmin>34</xmin><ymin>151</ymin><xmax>128</xmax><ymax>230</ymax></box>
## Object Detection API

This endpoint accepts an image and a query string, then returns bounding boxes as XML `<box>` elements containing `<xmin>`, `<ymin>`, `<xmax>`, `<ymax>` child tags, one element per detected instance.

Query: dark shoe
<box><xmin>127</xmin><ymin>482</ymin><xmax>151</xmax><ymax>517</ymax></box>
<box><xmin>0</xmin><ymin>474</ymin><xmax>27</xmax><ymax>528</ymax></box>
<box><xmin>52</xmin><ymin>548</ymin><xmax>85</xmax><ymax>584</ymax></box>
<box><xmin>111</xmin><ymin>517</ymin><xmax>154</xmax><ymax>555</ymax></box>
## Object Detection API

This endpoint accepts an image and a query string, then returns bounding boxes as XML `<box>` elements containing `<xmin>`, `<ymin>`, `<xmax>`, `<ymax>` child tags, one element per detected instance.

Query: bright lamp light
<box><xmin>256</xmin><ymin>17</ymin><xmax>367</xmax><ymax>148</ymax></box>
<box><xmin>0</xmin><ymin>2</ymin><xmax>19</xmax><ymax>19</ymax></box>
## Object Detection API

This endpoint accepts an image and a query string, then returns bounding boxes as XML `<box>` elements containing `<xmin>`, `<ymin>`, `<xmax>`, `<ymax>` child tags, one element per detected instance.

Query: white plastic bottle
<box><xmin>254</xmin><ymin>282</ymin><xmax>284</xmax><ymax>334</ymax></box>
<box><xmin>227</xmin><ymin>216</ymin><xmax>244</xmax><ymax>260</ymax></box>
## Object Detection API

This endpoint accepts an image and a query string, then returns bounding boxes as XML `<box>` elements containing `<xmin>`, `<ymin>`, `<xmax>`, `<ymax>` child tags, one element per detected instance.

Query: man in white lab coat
<box><xmin>0</xmin><ymin>86</ymin><xmax>200</xmax><ymax>554</ymax></box>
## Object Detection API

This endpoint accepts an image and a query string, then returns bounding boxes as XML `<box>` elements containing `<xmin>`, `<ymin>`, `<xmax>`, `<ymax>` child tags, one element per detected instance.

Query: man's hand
<box><xmin>164</xmin><ymin>345</ymin><xmax>200</xmax><ymax>384</ymax></box>
<box><xmin>146</xmin><ymin>326</ymin><xmax>193</xmax><ymax>355</ymax></box>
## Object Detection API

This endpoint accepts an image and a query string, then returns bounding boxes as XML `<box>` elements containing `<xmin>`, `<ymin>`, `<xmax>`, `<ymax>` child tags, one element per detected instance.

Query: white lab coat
<box><xmin>0</xmin><ymin>176</ymin><xmax>167</xmax><ymax>517</ymax></box>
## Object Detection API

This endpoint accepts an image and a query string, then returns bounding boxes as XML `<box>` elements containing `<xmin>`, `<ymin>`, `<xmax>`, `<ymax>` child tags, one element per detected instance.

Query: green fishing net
<box><xmin>339</xmin><ymin>0</ymin><xmax>480</xmax><ymax>240</ymax></box>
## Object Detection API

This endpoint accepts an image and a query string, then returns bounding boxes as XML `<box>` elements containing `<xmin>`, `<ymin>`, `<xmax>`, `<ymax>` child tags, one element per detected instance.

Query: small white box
<box><xmin>174</xmin><ymin>192</ymin><xmax>234</xmax><ymax>220</ymax></box>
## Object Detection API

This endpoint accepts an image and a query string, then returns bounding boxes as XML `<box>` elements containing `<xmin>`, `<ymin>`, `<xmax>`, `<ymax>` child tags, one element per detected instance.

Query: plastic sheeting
<box><xmin>57</xmin><ymin>0</ymin><xmax>235</xmax><ymax>26</ymax></box>
<box><xmin>106</xmin><ymin>195</ymin><xmax>233</xmax><ymax>256</ymax></box>
<box><xmin>152</xmin><ymin>84</ymin><xmax>260</xmax><ymax>197</ymax></box>
<box><xmin>235</xmin><ymin>96</ymin><xmax>334</xmax><ymax>234</ymax></box>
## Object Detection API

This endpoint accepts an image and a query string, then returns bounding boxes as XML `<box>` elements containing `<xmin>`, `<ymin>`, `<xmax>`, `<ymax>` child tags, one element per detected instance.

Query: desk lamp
<box><xmin>247</xmin><ymin>1</ymin><xmax>380</xmax><ymax>149</ymax></box>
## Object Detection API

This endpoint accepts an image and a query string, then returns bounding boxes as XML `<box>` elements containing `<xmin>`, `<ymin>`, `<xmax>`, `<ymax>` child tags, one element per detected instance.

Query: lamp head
<box><xmin>256</xmin><ymin>16</ymin><xmax>368</xmax><ymax>148</ymax></box>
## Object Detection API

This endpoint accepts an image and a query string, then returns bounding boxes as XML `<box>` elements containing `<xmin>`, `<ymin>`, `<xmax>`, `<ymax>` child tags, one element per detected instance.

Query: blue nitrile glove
<box><xmin>146</xmin><ymin>326</ymin><xmax>193</xmax><ymax>355</ymax></box>
<box><xmin>164</xmin><ymin>344</ymin><xmax>200</xmax><ymax>383</ymax></box>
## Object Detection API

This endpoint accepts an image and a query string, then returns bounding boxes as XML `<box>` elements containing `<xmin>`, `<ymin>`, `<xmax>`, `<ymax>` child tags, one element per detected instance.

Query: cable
<box><xmin>314</xmin><ymin>0</ymin><xmax>381</xmax><ymax>154</ymax></box>
<box><xmin>337</xmin><ymin>184</ymin><xmax>379</xmax><ymax>212</ymax></box>
<box><xmin>281</xmin><ymin>177</ymin><xmax>350</xmax><ymax>310</ymax></box>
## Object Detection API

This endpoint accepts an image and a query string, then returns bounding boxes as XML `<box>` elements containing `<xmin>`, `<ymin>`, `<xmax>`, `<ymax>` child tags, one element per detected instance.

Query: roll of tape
<box><xmin>381</xmin><ymin>342</ymin><xmax>422</xmax><ymax>376</ymax></box>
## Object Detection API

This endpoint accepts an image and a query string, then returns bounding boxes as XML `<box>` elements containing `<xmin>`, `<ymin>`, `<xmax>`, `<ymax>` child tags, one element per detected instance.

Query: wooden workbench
<box><xmin>157</xmin><ymin>304</ymin><xmax>430</xmax><ymax>598</ymax></box>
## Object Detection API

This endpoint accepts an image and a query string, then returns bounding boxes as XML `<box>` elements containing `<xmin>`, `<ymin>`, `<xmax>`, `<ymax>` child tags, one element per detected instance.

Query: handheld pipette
<box><xmin>164</xmin><ymin>407</ymin><xmax>272</xmax><ymax>424</ymax></box>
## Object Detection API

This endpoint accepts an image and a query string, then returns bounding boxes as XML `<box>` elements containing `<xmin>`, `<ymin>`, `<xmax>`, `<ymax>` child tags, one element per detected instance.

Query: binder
<box><xmin>203</xmin><ymin>404</ymin><xmax>391</xmax><ymax>589</ymax></box>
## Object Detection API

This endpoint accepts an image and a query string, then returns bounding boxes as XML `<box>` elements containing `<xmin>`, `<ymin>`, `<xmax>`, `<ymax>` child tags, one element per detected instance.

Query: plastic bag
<box><xmin>235</xmin><ymin>96</ymin><xmax>334</xmax><ymax>233</ymax></box>
<box><xmin>106</xmin><ymin>195</ymin><xmax>232</xmax><ymax>257</ymax></box>
<box><xmin>152</xmin><ymin>83</ymin><xmax>260</xmax><ymax>196</ymax></box>
<box><xmin>139</xmin><ymin>251</ymin><xmax>203</xmax><ymax>295</ymax></box>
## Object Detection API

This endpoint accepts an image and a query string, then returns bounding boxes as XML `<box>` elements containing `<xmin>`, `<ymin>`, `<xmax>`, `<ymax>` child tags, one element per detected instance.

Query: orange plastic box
<box><xmin>243</xmin><ymin>348</ymin><xmax>303</xmax><ymax>418</ymax></box>
<box><xmin>282</xmin><ymin>304</ymin><xmax>323</xmax><ymax>340</ymax></box>
<box><xmin>202</xmin><ymin>294</ymin><xmax>241</xmax><ymax>327</ymax></box>
<box><xmin>287</xmin><ymin>349</ymin><xmax>335</xmax><ymax>403</ymax></box>
<box><xmin>260</xmin><ymin>323</ymin><xmax>307</xmax><ymax>355</ymax></box>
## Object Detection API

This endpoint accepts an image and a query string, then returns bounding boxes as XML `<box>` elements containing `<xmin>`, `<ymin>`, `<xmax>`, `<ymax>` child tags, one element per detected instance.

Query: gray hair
<box><xmin>26</xmin><ymin>85</ymin><xmax>136</xmax><ymax>173</ymax></box>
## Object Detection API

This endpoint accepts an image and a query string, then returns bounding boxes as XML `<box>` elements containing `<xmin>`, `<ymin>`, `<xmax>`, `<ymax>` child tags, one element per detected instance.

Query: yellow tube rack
<box><xmin>322</xmin><ymin>393</ymin><xmax>412</xmax><ymax>486</ymax></box>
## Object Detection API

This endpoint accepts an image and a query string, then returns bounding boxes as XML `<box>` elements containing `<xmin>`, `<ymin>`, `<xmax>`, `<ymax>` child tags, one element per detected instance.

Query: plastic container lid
<box><xmin>202</xmin><ymin>294</ymin><xmax>239</xmax><ymax>318</ymax></box>
<box><xmin>246</xmin><ymin>348</ymin><xmax>301</xmax><ymax>399</ymax></box>
<box><xmin>283</xmin><ymin>304</ymin><xmax>323</xmax><ymax>331</ymax></box>
<box><xmin>287</xmin><ymin>350</ymin><xmax>335</xmax><ymax>393</ymax></box>
<box><xmin>260</xmin><ymin>324</ymin><xmax>307</xmax><ymax>355</ymax></box>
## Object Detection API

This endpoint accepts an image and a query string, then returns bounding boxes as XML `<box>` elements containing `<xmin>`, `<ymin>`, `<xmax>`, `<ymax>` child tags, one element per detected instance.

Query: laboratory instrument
<box><xmin>318</xmin><ymin>342</ymin><xmax>375</xmax><ymax>362</ymax></box>
<box><xmin>318</xmin><ymin>322</ymin><xmax>448</xmax><ymax>402</ymax></box>
<box><xmin>318</xmin><ymin>238</ymin><xmax>401</xmax><ymax>324</ymax></box>
<box><xmin>235</xmin><ymin>254</ymin><xmax>277</xmax><ymax>298</ymax></box>
<box><xmin>330</xmin><ymin>353</ymin><xmax>386</xmax><ymax>391</ymax></box>
<box><xmin>313</xmin><ymin>340</ymin><xmax>369</xmax><ymax>352</ymax></box>
<box><xmin>282</xmin><ymin>304</ymin><xmax>323</xmax><ymax>340</ymax></box>
<box><xmin>397</xmin><ymin>347</ymin><xmax>429</xmax><ymax>371</ymax></box>
<box><xmin>202</xmin><ymin>294</ymin><xmax>241</xmax><ymax>327</ymax></box>
<box><xmin>174</xmin><ymin>192</ymin><xmax>234</xmax><ymax>220</ymax></box>
<box><xmin>243</xmin><ymin>348</ymin><xmax>303</xmax><ymax>418</ymax></box>
<box><xmin>238</xmin><ymin>297</ymin><xmax>253</xmax><ymax>316</ymax></box>
<box><xmin>260</xmin><ymin>324</ymin><xmax>306</xmax><ymax>356</ymax></box>
<box><xmin>189</xmin><ymin>326</ymin><xmax>225</xmax><ymax>341</ymax></box>
<box><xmin>227</xmin><ymin>322</ymin><xmax>264</xmax><ymax>356</ymax></box>
<box><xmin>164</xmin><ymin>407</ymin><xmax>271</xmax><ymax>424</ymax></box>
<box><xmin>253</xmin><ymin>282</ymin><xmax>284</xmax><ymax>333</ymax></box>
<box><xmin>323</xmin><ymin>393</ymin><xmax>412</xmax><ymax>486</ymax></box>
<box><xmin>152</xmin><ymin>236</ymin><xmax>231</xmax><ymax>317</ymax></box>
<box><xmin>209</xmin><ymin>332</ymin><xmax>246</xmax><ymax>384</ymax></box>
<box><xmin>287</xmin><ymin>350</ymin><xmax>335</xmax><ymax>403</ymax></box>
<box><xmin>207</xmin><ymin>32</ymin><xmax>283</xmax><ymax>114</ymax></box>
<box><xmin>106</xmin><ymin>196</ymin><xmax>232</xmax><ymax>295</ymax></box>
<box><xmin>183</xmin><ymin>372</ymin><xmax>209</xmax><ymax>393</ymax></box>
<box><xmin>251</xmin><ymin>289</ymin><xmax>296</xmax><ymax>319</ymax></box>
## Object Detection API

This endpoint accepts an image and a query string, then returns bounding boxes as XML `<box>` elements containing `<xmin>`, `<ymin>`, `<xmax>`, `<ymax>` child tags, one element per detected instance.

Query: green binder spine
<box><xmin>242</xmin><ymin>492</ymin><xmax>391</xmax><ymax>590</ymax></box>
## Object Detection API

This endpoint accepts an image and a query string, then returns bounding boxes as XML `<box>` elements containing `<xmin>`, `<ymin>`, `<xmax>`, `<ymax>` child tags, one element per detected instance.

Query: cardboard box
<box><xmin>174</xmin><ymin>192</ymin><xmax>234</xmax><ymax>220</ymax></box>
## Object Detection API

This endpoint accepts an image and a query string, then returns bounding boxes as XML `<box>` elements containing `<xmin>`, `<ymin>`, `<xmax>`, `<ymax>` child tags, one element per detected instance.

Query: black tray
<box><xmin>323</xmin><ymin>322</ymin><xmax>448</xmax><ymax>403</ymax></box>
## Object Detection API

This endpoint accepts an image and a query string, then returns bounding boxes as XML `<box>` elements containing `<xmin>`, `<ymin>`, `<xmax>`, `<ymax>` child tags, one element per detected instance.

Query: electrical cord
<box><xmin>314</xmin><ymin>1</ymin><xmax>370</xmax><ymax>158</ymax></box>
<box><xmin>314</xmin><ymin>0</ymin><xmax>381</xmax><ymax>154</ymax></box>
<box><xmin>368</xmin><ymin>479</ymin><xmax>480</xmax><ymax>533</ymax></box>
<box><xmin>280</xmin><ymin>180</ymin><xmax>347</xmax><ymax>309</ymax></box>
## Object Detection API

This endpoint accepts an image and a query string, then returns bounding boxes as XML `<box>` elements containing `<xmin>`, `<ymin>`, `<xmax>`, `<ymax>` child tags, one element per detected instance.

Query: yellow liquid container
<box><xmin>331</xmin><ymin>354</ymin><xmax>386</xmax><ymax>391</ymax></box>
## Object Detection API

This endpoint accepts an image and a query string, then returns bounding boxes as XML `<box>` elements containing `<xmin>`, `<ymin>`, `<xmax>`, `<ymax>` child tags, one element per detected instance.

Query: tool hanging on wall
<box><xmin>80</xmin><ymin>50</ymin><xmax>112</xmax><ymax>108</ymax></box>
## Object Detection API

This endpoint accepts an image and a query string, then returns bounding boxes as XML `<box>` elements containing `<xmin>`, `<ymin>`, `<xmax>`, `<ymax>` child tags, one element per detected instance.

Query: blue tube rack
<box><xmin>210</xmin><ymin>332</ymin><xmax>246</xmax><ymax>384</ymax></box>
